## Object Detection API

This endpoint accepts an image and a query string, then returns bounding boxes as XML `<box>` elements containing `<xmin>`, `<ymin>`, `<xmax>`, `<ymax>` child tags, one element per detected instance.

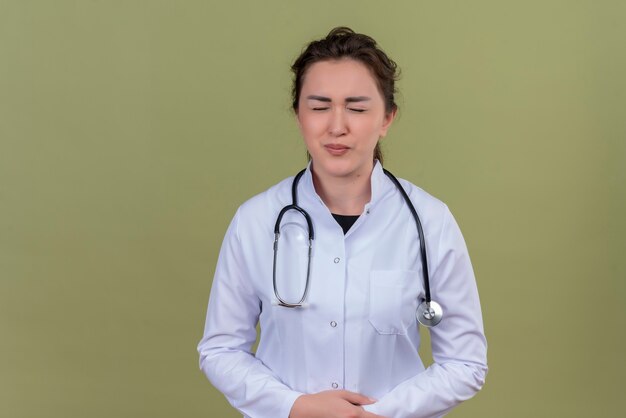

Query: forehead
<box><xmin>301</xmin><ymin>59</ymin><xmax>380</xmax><ymax>97</ymax></box>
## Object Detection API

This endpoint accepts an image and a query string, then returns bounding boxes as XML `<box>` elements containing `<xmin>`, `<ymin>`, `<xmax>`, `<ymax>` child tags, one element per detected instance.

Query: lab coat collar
<box><xmin>301</xmin><ymin>160</ymin><xmax>390</xmax><ymax>211</ymax></box>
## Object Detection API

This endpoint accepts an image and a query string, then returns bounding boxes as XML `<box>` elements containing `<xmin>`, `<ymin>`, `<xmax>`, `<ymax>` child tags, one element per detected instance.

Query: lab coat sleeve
<box><xmin>197</xmin><ymin>209</ymin><xmax>303</xmax><ymax>418</ymax></box>
<box><xmin>362</xmin><ymin>206</ymin><xmax>488</xmax><ymax>418</ymax></box>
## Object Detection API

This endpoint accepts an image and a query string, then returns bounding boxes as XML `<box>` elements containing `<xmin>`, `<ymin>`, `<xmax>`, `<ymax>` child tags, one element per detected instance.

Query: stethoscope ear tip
<box><xmin>272</xmin><ymin>300</ymin><xmax>310</xmax><ymax>309</ymax></box>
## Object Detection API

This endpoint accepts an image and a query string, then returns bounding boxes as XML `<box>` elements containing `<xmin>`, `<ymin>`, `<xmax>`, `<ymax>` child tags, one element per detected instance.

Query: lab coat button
<box><xmin>332</xmin><ymin>382</ymin><xmax>339</xmax><ymax>389</ymax></box>
<box><xmin>334</xmin><ymin>257</ymin><xmax>340</xmax><ymax>263</ymax></box>
<box><xmin>330</xmin><ymin>321</ymin><xmax>337</xmax><ymax>327</ymax></box>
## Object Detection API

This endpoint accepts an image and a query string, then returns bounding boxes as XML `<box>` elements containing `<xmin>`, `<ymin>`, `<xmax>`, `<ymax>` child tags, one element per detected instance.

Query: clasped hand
<box><xmin>289</xmin><ymin>390</ymin><xmax>386</xmax><ymax>418</ymax></box>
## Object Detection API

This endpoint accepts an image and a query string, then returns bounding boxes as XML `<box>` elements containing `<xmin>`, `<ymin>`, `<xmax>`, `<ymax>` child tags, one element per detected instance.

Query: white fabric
<box><xmin>197</xmin><ymin>162</ymin><xmax>488</xmax><ymax>418</ymax></box>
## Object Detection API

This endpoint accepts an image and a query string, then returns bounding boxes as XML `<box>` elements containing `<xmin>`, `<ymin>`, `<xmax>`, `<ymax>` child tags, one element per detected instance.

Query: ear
<box><xmin>379</xmin><ymin>108</ymin><xmax>397</xmax><ymax>138</ymax></box>
<box><xmin>294</xmin><ymin>110</ymin><xmax>302</xmax><ymax>130</ymax></box>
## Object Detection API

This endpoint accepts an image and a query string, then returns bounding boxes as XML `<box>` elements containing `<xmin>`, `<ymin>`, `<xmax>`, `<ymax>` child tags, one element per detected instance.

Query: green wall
<box><xmin>1</xmin><ymin>1</ymin><xmax>624</xmax><ymax>417</ymax></box>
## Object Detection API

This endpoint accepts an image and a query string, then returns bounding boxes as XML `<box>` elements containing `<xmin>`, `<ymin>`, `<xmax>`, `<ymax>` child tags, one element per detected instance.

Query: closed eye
<box><xmin>312</xmin><ymin>107</ymin><xmax>329</xmax><ymax>111</ymax></box>
<box><xmin>348</xmin><ymin>108</ymin><xmax>366</xmax><ymax>113</ymax></box>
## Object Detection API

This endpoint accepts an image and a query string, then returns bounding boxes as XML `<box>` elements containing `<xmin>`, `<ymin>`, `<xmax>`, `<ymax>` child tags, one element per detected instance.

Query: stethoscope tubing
<box><xmin>382</xmin><ymin>169</ymin><xmax>432</xmax><ymax>303</ymax></box>
<box><xmin>272</xmin><ymin>169</ymin><xmax>312</xmax><ymax>307</ymax></box>
<box><xmin>272</xmin><ymin>167</ymin><xmax>442</xmax><ymax>326</ymax></box>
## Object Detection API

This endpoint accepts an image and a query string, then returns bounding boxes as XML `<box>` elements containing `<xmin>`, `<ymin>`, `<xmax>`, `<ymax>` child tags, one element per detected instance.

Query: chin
<box><xmin>311</xmin><ymin>157</ymin><xmax>369</xmax><ymax>179</ymax></box>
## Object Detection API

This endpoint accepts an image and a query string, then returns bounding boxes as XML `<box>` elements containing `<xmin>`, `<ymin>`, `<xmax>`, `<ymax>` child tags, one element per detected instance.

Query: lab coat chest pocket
<box><xmin>368</xmin><ymin>270</ymin><xmax>421</xmax><ymax>335</ymax></box>
<box><xmin>269</xmin><ymin>300</ymin><xmax>307</xmax><ymax>348</ymax></box>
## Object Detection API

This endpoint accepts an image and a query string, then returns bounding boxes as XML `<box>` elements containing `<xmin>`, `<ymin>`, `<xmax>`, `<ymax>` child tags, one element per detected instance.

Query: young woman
<box><xmin>198</xmin><ymin>27</ymin><xmax>487</xmax><ymax>418</ymax></box>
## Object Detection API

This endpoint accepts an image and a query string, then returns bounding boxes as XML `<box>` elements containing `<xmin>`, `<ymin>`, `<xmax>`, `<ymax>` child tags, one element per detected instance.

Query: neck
<box><xmin>310</xmin><ymin>162</ymin><xmax>374</xmax><ymax>215</ymax></box>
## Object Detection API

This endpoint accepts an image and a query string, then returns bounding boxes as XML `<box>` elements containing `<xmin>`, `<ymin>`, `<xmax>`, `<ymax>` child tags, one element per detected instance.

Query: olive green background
<box><xmin>1</xmin><ymin>1</ymin><xmax>624</xmax><ymax>417</ymax></box>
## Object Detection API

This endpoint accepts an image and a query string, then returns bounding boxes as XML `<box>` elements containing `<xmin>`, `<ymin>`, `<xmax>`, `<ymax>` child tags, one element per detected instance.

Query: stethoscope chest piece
<box><xmin>416</xmin><ymin>300</ymin><xmax>443</xmax><ymax>327</ymax></box>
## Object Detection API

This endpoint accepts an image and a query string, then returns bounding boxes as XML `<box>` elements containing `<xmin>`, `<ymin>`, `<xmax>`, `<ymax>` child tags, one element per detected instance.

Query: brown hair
<box><xmin>291</xmin><ymin>26</ymin><xmax>400</xmax><ymax>164</ymax></box>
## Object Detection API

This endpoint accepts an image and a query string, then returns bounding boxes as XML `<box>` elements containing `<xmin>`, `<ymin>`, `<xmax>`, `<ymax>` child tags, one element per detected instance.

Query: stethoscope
<box><xmin>272</xmin><ymin>168</ymin><xmax>443</xmax><ymax>327</ymax></box>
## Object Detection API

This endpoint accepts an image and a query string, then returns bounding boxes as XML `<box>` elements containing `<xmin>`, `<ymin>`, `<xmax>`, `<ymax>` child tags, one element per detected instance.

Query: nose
<box><xmin>328</xmin><ymin>108</ymin><xmax>348</xmax><ymax>137</ymax></box>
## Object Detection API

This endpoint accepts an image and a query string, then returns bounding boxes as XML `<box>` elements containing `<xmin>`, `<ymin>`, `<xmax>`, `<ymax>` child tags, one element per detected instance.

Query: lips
<box><xmin>324</xmin><ymin>143</ymin><xmax>350</xmax><ymax>156</ymax></box>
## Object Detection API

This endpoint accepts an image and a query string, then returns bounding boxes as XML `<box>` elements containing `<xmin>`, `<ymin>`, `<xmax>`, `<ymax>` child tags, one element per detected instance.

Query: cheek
<box><xmin>354</xmin><ymin>117</ymin><xmax>383</xmax><ymax>137</ymax></box>
<box><xmin>298</xmin><ymin>114</ymin><xmax>325</xmax><ymax>136</ymax></box>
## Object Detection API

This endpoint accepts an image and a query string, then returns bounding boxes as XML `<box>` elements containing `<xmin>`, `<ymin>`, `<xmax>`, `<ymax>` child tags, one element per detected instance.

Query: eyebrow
<box><xmin>306</xmin><ymin>95</ymin><xmax>371</xmax><ymax>103</ymax></box>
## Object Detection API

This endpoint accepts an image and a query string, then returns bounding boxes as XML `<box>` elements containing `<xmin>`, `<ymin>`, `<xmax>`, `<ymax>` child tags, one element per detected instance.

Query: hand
<box><xmin>288</xmin><ymin>390</ymin><xmax>385</xmax><ymax>418</ymax></box>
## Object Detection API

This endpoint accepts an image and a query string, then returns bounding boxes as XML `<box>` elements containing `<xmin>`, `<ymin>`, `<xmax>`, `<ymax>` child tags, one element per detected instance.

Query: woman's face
<box><xmin>296</xmin><ymin>59</ymin><xmax>395</xmax><ymax>180</ymax></box>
